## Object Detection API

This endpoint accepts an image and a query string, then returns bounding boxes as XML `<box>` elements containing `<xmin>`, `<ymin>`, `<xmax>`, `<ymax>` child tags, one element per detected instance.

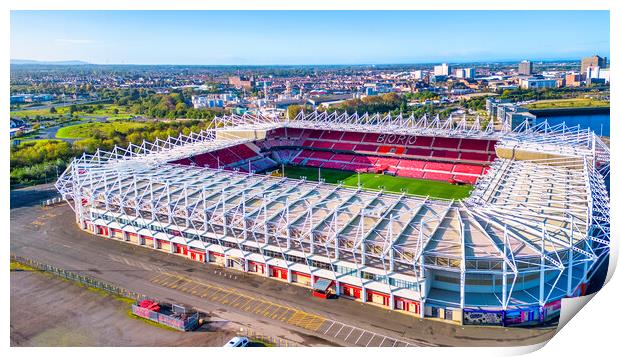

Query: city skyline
<box><xmin>11</xmin><ymin>10</ymin><xmax>610</xmax><ymax>65</ymax></box>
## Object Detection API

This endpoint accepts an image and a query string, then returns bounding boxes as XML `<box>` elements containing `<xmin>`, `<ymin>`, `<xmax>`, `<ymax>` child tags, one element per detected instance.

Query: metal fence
<box><xmin>11</xmin><ymin>254</ymin><xmax>147</xmax><ymax>302</ymax></box>
<box><xmin>12</xmin><ymin>255</ymin><xmax>299</xmax><ymax>344</ymax></box>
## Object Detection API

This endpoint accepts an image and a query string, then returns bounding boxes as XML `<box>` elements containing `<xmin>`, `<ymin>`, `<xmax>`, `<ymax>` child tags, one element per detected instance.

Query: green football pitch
<box><xmin>273</xmin><ymin>165</ymin><xmax>473</xmax><ymax>200</ymax></box>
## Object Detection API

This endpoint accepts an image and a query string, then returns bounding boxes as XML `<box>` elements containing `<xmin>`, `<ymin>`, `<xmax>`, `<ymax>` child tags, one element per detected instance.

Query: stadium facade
<box><xmin>56</xmin><ymin>111</ymin><xmax>610</xmax><ymax>327</ymax></box>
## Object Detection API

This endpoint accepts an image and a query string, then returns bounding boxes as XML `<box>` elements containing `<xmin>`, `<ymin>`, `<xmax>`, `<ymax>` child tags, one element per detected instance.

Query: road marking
<box><xmin>334</xmin><ymin>324</ymin><xmax>345</xmax><ymax>338</ymax></box>
<box><xmin>147</xmin><ymin>271</ymin><xmax>423</xmax><ymax>347</ymax></box>
<box><xmin>355</xmin><ymin>331</ymin><xmax>366</xmax><ymax>345</ymax></box>
<box><xmin>344</xmin><ymin>327</ymin><xmax>355</xmax><ymax>341</ymax></box>
<box><xmin>323</xmin><ymin>321</ymin><xmax>336</xmax><ymax>334</ymax></box>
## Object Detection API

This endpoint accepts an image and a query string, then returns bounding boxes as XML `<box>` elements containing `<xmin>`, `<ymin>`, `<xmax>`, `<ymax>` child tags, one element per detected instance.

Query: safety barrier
<box><xmin>41</xmin><ymin>196</ymin><xmax>64</xmax><ymax>207</ymax></box>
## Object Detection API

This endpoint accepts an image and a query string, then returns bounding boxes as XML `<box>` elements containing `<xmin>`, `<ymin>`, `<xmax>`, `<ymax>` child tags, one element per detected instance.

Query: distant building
<box><xmin>191</xmin><ymin>95</ymin><xmax>224</xmax><ymax>109</ymax></box>
<box><xmin>581</xmin><ymin>55</ymin><xmax>607</xmax><ymax>74</ymax></box>
<box><xmin>412</xmin><ymin>70</ymin><xmax>423</xmax><ymax>80</ymax></box>
<box><xmin>518</xmin><ymin>60</ymin><xmax>533</xmax><ymax>75</ymax></box>
<box><xmin>364</xmin><ymin>83</ymin><xmax>392</xmax><ymax>96</ymax></box>
<box><xmin>586</xmin><ymin>66</ymin><xmax>610</xmax><ymax>84</ymax></box>
<box><xmin>228</xmin><ymin>76</ymin><xmax>254</xmax><ymax>90</ymax></box>
<box><xmin>486</xmin><ymin>97</ymin><xmax>536</xmax><ymax>129</ymax></box>
<box><xmin>565</xmin><ymin>73</ymin><xmax>584</xmax><ymax>87</ymax></box>
<box><xmin>307</xmin><ymin>94</ymin><xmax>354</xmax><ymax>109</ymax></box>
<box><xmin>10</xmin><ymin>93</ymin><xmax>53</xmax><ymax>104</ymax></box>
<box><xmin>10</xmin><ymin>95</ymin><xmax>26</xmax><ymax>103</ymax></box>
<box><xmin>519</xmin><ymin>78</ymin><xmax>558</xmax><ymax>89</ymax></box>
<box><xmin>491</xmin><ymin>84</ymin><xmax>519</xmax><ymax>92</ymax></box>
<box><xmin>429</xmin><ymin>75</ymin><xmax>448</xmax><ymax>84</ymax></box>
<box><xmin>433</xmin><ymin>63</ymin><xmax>451</xmax><ymax>76</ymax></box>
<box><xmin>455</xmin><ymin>68</ymin><xmax>475</xmax><ymax>79</ymax></box>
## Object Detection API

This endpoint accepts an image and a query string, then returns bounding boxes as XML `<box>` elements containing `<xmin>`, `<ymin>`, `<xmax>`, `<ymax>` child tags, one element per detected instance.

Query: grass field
<box><xmin>276</xmin><ymin>165</ymin><xmax>472</xmax><ymax>200</ymax></box>
<box><xmin>56</xmin><ymin>121</ymin><xmax>147</xmax><ymax>139</ymax></box>
<box><xmin>10</xmin><ymin>103</ymin><xmax>133</xmax><ymax>120</ymax></box>
<box><xmin>525</xmin><ymin>98</ymin><xmax>610</xmax><ymax>110</ymax></box>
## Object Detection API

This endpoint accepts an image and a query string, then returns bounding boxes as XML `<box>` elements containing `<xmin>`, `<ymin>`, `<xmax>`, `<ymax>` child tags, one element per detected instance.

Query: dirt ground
<box><xmin>10</xmin><ymin>268</ymin><xmax>238</xmax><ymax>347</ymax></box>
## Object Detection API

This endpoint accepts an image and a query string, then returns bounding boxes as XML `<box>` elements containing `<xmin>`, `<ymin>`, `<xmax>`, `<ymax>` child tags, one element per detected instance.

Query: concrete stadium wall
<box><xmin>496</xmin><ymin>146</ymin><xmax>581</xmax><ymax>163</ymax></box>
<box><xmin>215</xmin><ymin>129</ymin><xmax>267</xmax><ymax>141</ymax></box>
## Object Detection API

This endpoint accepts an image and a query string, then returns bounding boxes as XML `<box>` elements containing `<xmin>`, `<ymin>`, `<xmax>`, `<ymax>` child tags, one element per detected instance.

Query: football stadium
<box><xmin>56</xmin><ymin>111</ymin><xmax>610</xmax><ymax>327</ymax></box>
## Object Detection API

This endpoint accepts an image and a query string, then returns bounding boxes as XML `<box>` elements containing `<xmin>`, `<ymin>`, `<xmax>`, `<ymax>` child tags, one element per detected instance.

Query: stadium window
<box><xmin>243</xmin><ymin>245</ymin><xmax>260</xmax><ymax>254</ymax></box>
<box><xmin>361</xmin><ymin>271</ymin><xmax>376</xmax><ymax>280</ymax></box>
<box><xmin>390</xmin><ymin>278</ymin><xmax>418</xmax><ymax>291</ymax></box>
<box><xmin>336</xmin><ymin>265</ymin><xmax>357</xmax><ymax>276</ymax></box>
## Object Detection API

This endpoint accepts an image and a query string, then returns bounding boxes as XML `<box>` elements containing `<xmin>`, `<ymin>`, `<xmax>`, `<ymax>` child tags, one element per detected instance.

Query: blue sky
<box><xmin>11</xmin><ymin>10</ymin><xmax>610</xmax><ymax>65</ymax></box>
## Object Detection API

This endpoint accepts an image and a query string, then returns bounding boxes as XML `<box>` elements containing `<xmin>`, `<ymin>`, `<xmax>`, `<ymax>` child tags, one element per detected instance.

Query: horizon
<box><xmin>11</xmin><ymin>10</ymin><xmax>610</xmax><ymax>65</ymax></box>
<box><xmin>9</xmin><ymin>57</ymin><xmax>597</xmax><ymax>67</ymax></box>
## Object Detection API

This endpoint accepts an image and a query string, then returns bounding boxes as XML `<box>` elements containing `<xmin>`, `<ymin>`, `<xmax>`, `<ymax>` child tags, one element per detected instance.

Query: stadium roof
<box><xmin>56</xmin><ymin>112</ymin><xmax>610</xmax><ymax>307</ymax></box>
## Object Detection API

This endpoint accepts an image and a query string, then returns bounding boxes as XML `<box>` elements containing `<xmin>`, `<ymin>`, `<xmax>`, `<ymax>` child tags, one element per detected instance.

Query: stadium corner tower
<box><xmin>56</xmin><ymin>111</ymin><xmax>610</xmax><ymax>327</ymax></box>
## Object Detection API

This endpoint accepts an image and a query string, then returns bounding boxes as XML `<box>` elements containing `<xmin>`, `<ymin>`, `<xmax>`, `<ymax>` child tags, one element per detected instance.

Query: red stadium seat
<box><xmin>331</xmin><ymin>154</ymin><xmax>355</xmax><ymax>162</ymax></box>
<box><xmin>375</xmin><ymin>157</ymin><xmax>399</xmax><ymax>167</ymax></box>
<box><xmin>452</xmin><ymin>174</ymin><xmax>478</xmax><ymax>185</ymax></box>
<box><xmin>355</xmin><ymin>144</ymin><xmax>379</xmax><ymax>152</ymax></box>
<box><xmin>352</xmin><ymin>156</ymin><xmax>374</xmax><ymax>165</ymax></box>
<box><xmin>310</xmin><ymin>151</ymin><xmax>334</xmax><ymax>160</ymax></box>
<box><xmin>398</xmin><ymin>169</ymin><xmax>425</xmax><ymax>179</ymax></box>
<box><xmin>424</xmin><ymin>162</ymin><xmax>454</xmax><ymax>172</ymax></box>
<box><xmin>320</xmin><ymin>131</ymin><xmax>344</xmax><ymax>140</ymax></box>
<box><xmin>332</xmin><ymin>142</ymin><xmax>356</xmax><ymax>151</ymax></box>
<box><xmin>341</xmin><ymin>131</ymin><xmax>365</xmax><ymax>142</ymax></box>
<box><xmin>453</xmin><ymin>164</ymin><xmax>484</xmax><ymax>175</ymax></box>
<box><xmin>406</xmin><ymin>148</ymin><xmax>433</xmax><ymax>157</ymax></box>
<box><xmin>398</xmin><ymin>159</ymin><xmax>427</xmax><ymax>170</ymax></box>
<box><xmin>432</xmin><ymin>137</ymin><xmax>461</xmax><ymax>149</ymax></box>
<box><xmin>423</xmin><ymin>171</ymin><xmax>453</xmax><ymax>181</ymax></box>
<box><xmin>432</xmin><ymin>150</ymin><xmax>459</xmax><ymax>159</ymax></box>
<box><xmin>313</xmin><ymin>141</ymin><xmax>333</xmax><ymax>149</ymax></box>
<box><xmin>460</xmin><ymin>152</ymin><xmax>490</xmax><ymax>162</ymax></box>
<box><xmin>307</xmin><ymin>129</ymin><xmax>323</xmax><ymax>139</ymax></box>
<box><xmin>459</xmin><ymin>139</ymin><xmax>490</xmax><ymax>152</ymax></box>
<box><xmin>409</xmin><ymin>136</ymin><xmax>434</xmax><ymax>147</ymax></box>
<box><xmin>363</xmin><ymin>133</ymin><xmax>382</xmax><ymax>143</ymax></box>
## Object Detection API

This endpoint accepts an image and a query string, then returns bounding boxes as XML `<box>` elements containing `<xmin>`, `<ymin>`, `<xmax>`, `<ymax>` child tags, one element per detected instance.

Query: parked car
<box><xmin>223</xmin><ymin>336</ymin><xmax>249</xmax><ymax>347</ymax></box>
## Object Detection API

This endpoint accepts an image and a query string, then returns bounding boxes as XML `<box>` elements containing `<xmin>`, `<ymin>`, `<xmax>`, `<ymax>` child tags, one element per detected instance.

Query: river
<box><xmin>536</xmin><ymin>113</ymin><xmax>610</xmax><ymax>137</ymax></box>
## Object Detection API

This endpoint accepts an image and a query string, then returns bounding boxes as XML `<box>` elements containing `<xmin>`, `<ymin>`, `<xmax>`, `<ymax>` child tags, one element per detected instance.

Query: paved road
<box><xmin>10</xmin><ymin>185</ymin><xmax>556</xmax><ymax>347</ymax></box>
